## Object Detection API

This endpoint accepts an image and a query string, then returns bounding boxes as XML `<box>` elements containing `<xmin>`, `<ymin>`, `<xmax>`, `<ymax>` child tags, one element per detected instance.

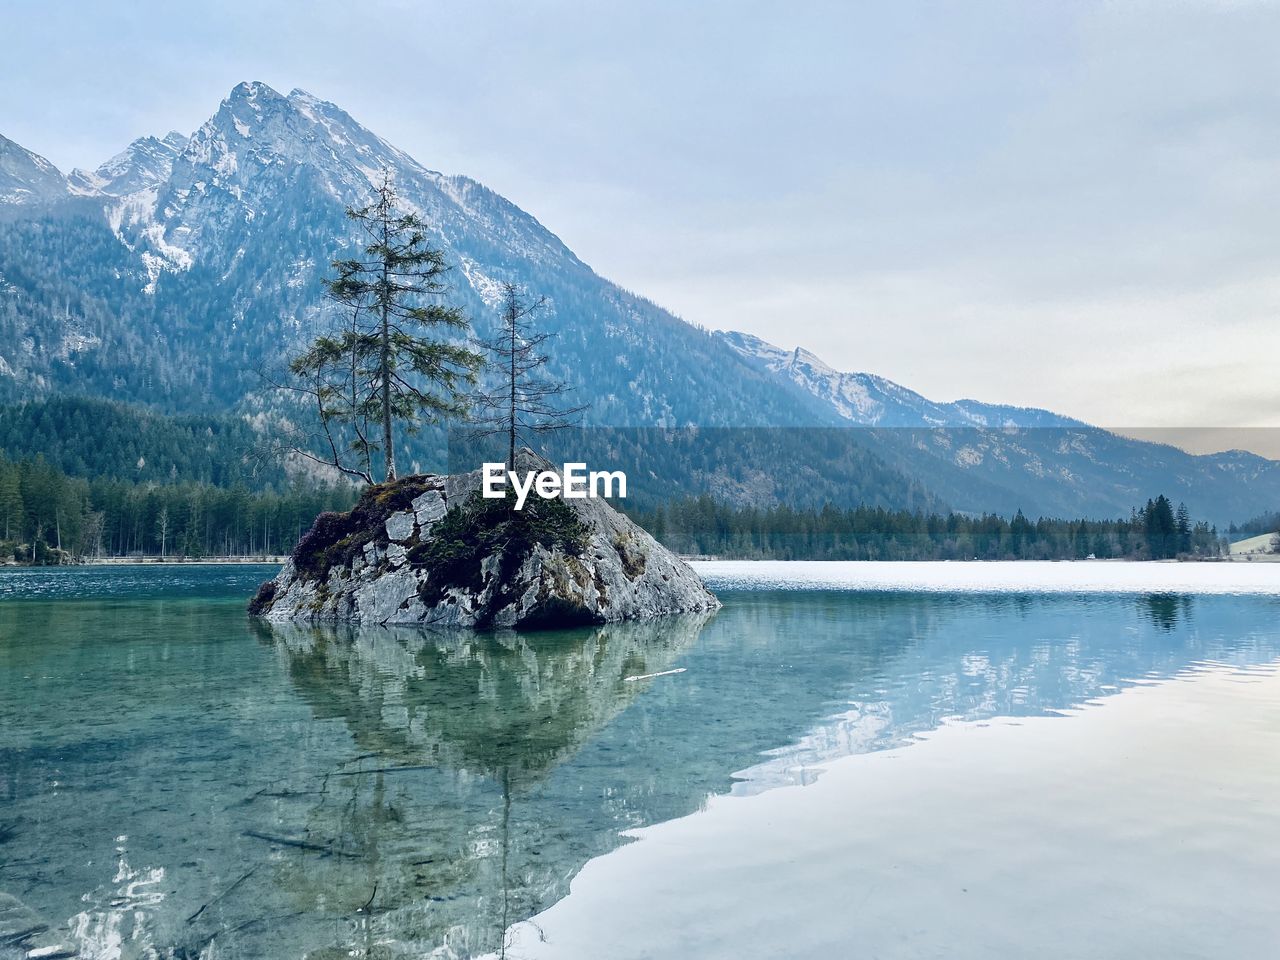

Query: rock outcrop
<box><xmin>250</xmin><ymin>451</ymin><xmax>720</xmax><ymax>629</ymax></box>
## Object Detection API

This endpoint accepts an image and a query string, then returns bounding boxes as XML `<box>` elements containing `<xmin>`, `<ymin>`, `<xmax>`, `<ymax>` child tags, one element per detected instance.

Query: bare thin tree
<box><xmin>258</xmin><ymin>303</ymin><xmax>379</xmax><ymax>484</ymax></box>
<box><xmin>156</xmin><ymin>505</ymin><xmax>169</xmax><ymax>559</ymax></box>
<box><xmin>471</xmin><ymin>282</ymin><xmax>587</xmax><ymax>467</ymax></box>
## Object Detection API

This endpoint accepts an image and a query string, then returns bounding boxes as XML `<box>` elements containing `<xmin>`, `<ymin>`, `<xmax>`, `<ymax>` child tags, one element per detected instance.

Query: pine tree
<box><xmin>1175</xmin><ymin>501</ymin><xmax>1192</xmax><ymax>555</ymax></box>
<box><xmin>1010</xmin><ymin>509</ymin><xmax>1033</xmax><ymax>558</ymax></box>
<box><xmin>1143</xmin><ymin>494</ymin><xmax>1177</xmax><ymax>559</ymax></box>
<box><xmin>1073</xmin><ymin>521</ymin><xmax>1090</xmax><ymax>558</ymax></box>
<box><xmin>290</xmin><ymin>173</ymin><xmax>484</xmax><ymax>483</ymax></box>
<box><xmin>0</xmin><ymin>461</ymin><xmax>22</xmax><ymax>541</ymax></box>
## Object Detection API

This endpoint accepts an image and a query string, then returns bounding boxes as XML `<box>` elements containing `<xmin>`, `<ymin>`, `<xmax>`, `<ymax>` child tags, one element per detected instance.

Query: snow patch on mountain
<box><xmin>719</xmin><ymin>330</ymin><xmax>1083</xmax><ymax>431</ymax></box>
<box><xmin>458</xmin><ymin>256</ymin><xmax>506</xmax><ymax>308</ymax></box>
<box><xmin>0</xmin><ymin>133</ymin><xmax>69</xmax><ymax>204</ymax></box>
<box><xmin>106</xmin><ymin>186</ymin><xmax>194</xmax><ymax>293</ymax></box>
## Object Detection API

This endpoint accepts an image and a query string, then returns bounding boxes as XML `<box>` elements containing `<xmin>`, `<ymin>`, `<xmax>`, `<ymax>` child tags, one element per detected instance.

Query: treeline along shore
<box><xmin>624</xmin><ymin>495</ymin><xmax>1228</xmax><ymax>562</ymax></box>
<box><xmin>0</xmin><ymin>454</ymin><xmax>354</xmax><ymax>564</ymax></box>
<box><xmin>0</xmin><ymin>452</ymin><xmax>1236</xmax><ymax>565</ymax></box>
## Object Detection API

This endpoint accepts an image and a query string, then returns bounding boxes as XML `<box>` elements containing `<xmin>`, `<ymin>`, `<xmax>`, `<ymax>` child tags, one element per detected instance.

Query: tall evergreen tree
<box><xmin>291</xmin><ymin>173</ymin><xmax>484</xmax><ymax>482</ymax></box>
<box><xmin>0</xmin><ymin>460</ymin><xmax>21</xmax><ymax>541</ymax></box>
<box><xmin>1142</xmin><ymin>495</ymin><xmax>1178</xmax><ymax>559</ymax></box>
<box><xmin>1175</xmin><ymin>501</ymin><xmax>1192</xmax><ymax>555</ymax></box>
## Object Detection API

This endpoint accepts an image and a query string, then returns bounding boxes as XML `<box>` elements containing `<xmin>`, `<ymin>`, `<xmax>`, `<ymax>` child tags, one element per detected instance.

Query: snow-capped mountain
<box><xmin>0</xmin><ymin>80</ymin><xmax>1276</xmax><ymax>522</ymax></box>
<box><xmin>0</xmin><ymin>133</ymin><xmax>69</xmax><ymax>204</ymax></box>
<box><xmin>0</xmin><ymin>81</ymin><xmax>837</xmax><ymax>432</ymax></box>
<box><xmin>720</xmin><ymin>331</ymin><xmax>1079</xmax><ymax>430</ymax></box>
<box><xmin>721</xmin><ymin>330</ymin><xmax>1280</xmax><ymax>522</ymax></box>
<box><xmin>67</xmin><ymin>131</ymin><xmax>189</xmax><ymax>197</ymax></box>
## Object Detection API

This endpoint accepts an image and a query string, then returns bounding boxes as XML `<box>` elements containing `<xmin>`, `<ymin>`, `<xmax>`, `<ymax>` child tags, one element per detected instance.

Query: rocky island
<box><xmin>249</xmin><ymin>451</ymin><xmax>720</xmax><ymax>628</ymax></box>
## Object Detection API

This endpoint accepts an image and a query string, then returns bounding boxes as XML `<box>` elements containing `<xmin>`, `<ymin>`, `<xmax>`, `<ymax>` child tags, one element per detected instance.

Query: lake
<box><xmin>1</xmin><ymin>562</ymin><xmax>1278</xmax><ymax>959</ymax></box>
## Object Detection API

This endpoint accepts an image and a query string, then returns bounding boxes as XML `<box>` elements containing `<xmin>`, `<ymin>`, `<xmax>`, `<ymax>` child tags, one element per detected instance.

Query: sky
<box><xmin>4</xmin><ymin>0</ymin><xmax>1280</xmax><ymax>454</ymax></box>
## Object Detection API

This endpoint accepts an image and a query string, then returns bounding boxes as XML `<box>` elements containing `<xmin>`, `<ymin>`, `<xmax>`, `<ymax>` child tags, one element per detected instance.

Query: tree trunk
<box><xmin>381</xmin><ymin>210</ymin><xmax>396</xmax><ymax>482</ymax></box>
<box><xmin>508</xmin><ymin>302</ymin><xmax>517</xmax><ymax>469</ymax></box>
<box><xmin>382</xmin><ymin>312</ymin><xmax>394</xmax><ymax>481</ymax></box>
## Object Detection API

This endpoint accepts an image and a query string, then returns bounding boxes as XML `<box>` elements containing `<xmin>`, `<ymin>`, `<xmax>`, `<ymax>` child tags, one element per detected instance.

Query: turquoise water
<box><xmin>1</xmin><ymin>565</ymin><xmax>1278</xmax><ymax>958</ymax></box>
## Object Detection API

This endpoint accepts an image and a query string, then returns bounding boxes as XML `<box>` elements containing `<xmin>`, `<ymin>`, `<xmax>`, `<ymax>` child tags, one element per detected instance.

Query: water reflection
<box><xmin>261</xmin><ymin>617</ymin><xmax>707</xmax><ymax>783</ymax></box>
<box><xmin>1</xmin><ymin>575</ymin><xmax>1279</xmax><ymax>960</ymax></box>
<box><xmin>1140</xmin><ymin>593</ymin><xmax>1194</xmax><ymax>632</ymax></box>
<box><xmin>249</xmin><ymin>616</ymin><xmax>711</xmax><ymax>959</ymax></box>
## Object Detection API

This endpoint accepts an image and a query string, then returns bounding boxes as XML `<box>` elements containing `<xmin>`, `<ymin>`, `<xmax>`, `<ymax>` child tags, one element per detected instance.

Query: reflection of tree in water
<box><xmin>1141</xmin><ymin>593</ymin><xmax>1194</xmax><ymax>632</ymax></box>
<box><xmin>254</xmin><ymin>616</ymin><xmax>711</xmax><ymax>958</ymax></box>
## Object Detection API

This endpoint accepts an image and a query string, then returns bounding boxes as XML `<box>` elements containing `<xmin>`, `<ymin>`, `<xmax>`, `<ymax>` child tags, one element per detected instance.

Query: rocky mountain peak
<box><xmin>719</xmin><ymin>329</ymin><xmax>1080</xmax><ymax>430</ymax></box>
<box><xmin>81</xmin><ymin>133</ymin><xmax>188</xmax><ymax>197</ymax></box>
<box><xmin>0</xmin><ymin>132</ymin><xmax>68</xmax><ymax>204</ymax></box>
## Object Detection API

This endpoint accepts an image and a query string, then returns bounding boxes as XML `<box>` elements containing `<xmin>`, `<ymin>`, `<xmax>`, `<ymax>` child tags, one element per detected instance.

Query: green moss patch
<box><xmin>291</xmin><ymin>476</ymin><xmax>437</xmax><ymax>582</ymax></box>
<box><xmin>411</xmin><ymin>492</ymin><xmax>589</xmax><ymax>623</ymax></box>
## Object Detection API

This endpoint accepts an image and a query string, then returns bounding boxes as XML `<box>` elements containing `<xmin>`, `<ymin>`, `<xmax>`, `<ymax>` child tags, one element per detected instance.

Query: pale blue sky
<box><xmin>5</xmin><ymin>0</ymin><xmax>1280</xmax><ymax>447</ymax></box>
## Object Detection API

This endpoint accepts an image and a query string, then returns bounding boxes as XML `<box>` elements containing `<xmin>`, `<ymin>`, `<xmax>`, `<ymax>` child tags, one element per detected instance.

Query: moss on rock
<box><xmin>411</xmin><ymin>491</ymin><xmax>589</xmax><ymax>620</ymax></box>
<box><xmin>292</xmin><ymin>476</ymin><xmax>437</xmax><ymax>582</ymax></box>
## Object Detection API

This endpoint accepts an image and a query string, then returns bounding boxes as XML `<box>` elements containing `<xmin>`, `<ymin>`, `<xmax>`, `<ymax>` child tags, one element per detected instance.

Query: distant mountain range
<box><xmin>719</xmin><ymin>332</ymin><xmax>1280</xmax><ymax>522</ymax></box>
<box><xmin>1</xmin><ymin>81</ymin><xmax>1276</xmax><ymax>523</ymax></box>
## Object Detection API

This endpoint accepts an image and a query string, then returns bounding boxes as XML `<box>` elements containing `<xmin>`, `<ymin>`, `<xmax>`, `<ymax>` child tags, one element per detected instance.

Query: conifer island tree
<box><xmin>283</xmin><ymin>174</ymin><xmax>484</xmax><ymax>484</ymax></box>
<box><xmin>471</xmin><ymin>282</ymin><xmax>588</xmax><ymax>468</ymax></box>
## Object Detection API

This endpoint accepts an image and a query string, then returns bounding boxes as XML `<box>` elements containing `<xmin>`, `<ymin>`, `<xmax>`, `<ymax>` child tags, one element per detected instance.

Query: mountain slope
<box><xmin>0</xmin><ymin>133</ymin><xmax>69</xmax><ymax>205</ymax></box>
<box><xmin>720</xmin><ymin>331</ymin><xmax>1081</xmax><ymax>429</ymax></box>
<box><xmin>0</xmin><ymin>396</ymin><xmax>285</xmax><ymax>488</ymax></box>
<box><xmin>721</xmin><ymin>331</ymin><xmax>1280</xmax><ymax>523</ymax></box>
<box><xmin>67</xmin><ymin>131</ymin><xmax>189</xmax><ymax>197</ymax></box>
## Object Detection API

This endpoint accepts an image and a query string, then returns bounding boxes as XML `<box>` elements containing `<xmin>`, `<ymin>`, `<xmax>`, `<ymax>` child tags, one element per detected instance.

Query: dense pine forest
<box><xmin>626</xmin><ymin>495</ymin><xmax>1227</xmax><ymax>561</ymax></box>
<box><xmin>0</xmin><ymin>397</ymin><xmax>284</xmax><ymax>488</ymax></box>
<box><xmin>0</xmin><ymin>454</ymin><xmax>354</xmax><ymax>563</ymax></box>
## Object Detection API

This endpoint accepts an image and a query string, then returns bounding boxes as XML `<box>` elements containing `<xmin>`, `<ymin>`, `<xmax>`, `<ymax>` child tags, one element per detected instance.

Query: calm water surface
<box><xmin>1</xmin><ymin>564</ymin><xmax>1278</xmax><ymax>959</ymax></box>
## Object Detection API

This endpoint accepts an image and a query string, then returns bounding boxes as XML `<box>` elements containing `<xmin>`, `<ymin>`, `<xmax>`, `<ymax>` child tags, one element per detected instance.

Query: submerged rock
<box><xmin>250</xmin><ymin>450</ymin><xmax>720</xmax><ymax>629</ymax></box>
<box><xmin>0</xmin><ymin>891</ymin><xmax>77</xmax><ymax>958</ymax></box>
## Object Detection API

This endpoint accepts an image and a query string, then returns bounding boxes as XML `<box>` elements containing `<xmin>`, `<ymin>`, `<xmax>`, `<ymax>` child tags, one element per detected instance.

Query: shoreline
<box><xmin>1</xmin><ymin>557</ymin><xmax>288</xmax><ymax>568</ymax></box>
<box><xmin>2</xmin><ymin>555</ymin><xmax>1276</xmax><ymax>570</ymax></box>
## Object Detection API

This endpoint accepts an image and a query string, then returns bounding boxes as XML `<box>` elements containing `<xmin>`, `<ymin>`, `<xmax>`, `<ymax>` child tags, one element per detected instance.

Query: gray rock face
<box><xmin>252</xmin><ymin>451</ymin><xmax>720</xmax><ymax>629</ymax></box>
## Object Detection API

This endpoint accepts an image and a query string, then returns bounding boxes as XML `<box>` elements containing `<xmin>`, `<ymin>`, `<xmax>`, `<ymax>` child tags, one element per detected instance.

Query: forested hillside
<box><xmin>0</xmin><ymin>397</ymin><xmax>283</xmax><ymax>487</ymax></box>
<box><xmin>1228</xmin><ymin>510</ymin><xmax>1280</xmax><ymax>540</ymax></box>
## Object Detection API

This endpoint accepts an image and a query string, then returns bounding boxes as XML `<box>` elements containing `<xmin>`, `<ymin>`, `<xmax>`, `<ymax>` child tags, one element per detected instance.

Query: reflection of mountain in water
<box><xmin>245</xmin><ymin>592</ymin><xmax>1280</xmax><ymax>959</ymax></box>
<box><xmin>730</xmin><ymin>591</ymin><xmax>1280</xmax><ymax>794</ymax></box>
